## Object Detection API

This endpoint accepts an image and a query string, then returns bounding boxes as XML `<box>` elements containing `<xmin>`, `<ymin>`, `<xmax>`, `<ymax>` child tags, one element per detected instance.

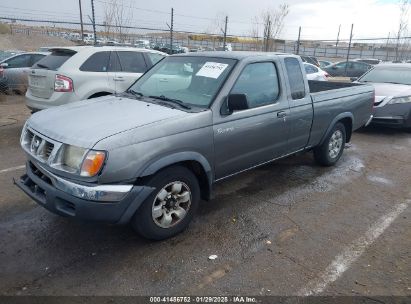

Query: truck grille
<box><xmin>24</xmin><ymin>129</ymin><xmax>55</xmax><ymax>162</ymax></box>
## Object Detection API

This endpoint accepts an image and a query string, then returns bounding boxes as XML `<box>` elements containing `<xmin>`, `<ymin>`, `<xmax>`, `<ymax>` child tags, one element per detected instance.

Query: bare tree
<box><xmin>204</xmin><ymin>13</ymin><xmax>228</xmax><ymax>48</ymax></box>
<box><xmin>103</xmin><ymin>0</ymin><xmax>134</xmax><ymax>42</ymax></box>
<box><xmin>395</xmin><ymin>0</ymin><xmax>410</xmax><ymax>61</ymax></box>
<box><xmin>256</xmin><ymin>4</ymin><xmax>289</xmax><ymax>52</ymax></box>
<box><xmin>249</xmin><ymin>16</ymin><xmax>261</xmax><ymax>51</ymax></box>
<box><xmin>103</xmin><ymin>1</ymin><xmax>115</xmax><ymax>40</ymax></box>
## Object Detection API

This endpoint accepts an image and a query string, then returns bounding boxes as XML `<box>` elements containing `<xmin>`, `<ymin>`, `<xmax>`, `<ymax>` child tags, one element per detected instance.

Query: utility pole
<box><xmin>385</xmin><ymin>32</ymin><xmax>391</xmax><ymax>61</ymax></box>
<box><xmin>335</xmin><ymin>24</ymin><xmax>341</xmax><ymax>57</ymax></box>
<box><xmin>223</xmin><ymin>16</ymin><xmax>228</xmax><ymax>50</ymax></box>
<box><xmin>169</xmin><ymin>8</ymin><xmax>174</xmax><ymax>55</ymax></box>
<box><xmin>345</xmin><ymin>23</ymin><xmax>354</xmax><ymax>77</ymax></box>
<box><xmin>90</xmin><ymin>0</ymin><xmax>97</xmax><ymax>45</ymax></box>
<box><xmin>264</xmin><ymin>20</ymin><xmax>271</xmax><ymax>52</ymax></box>
<box><xmin>296</xmin><ymin>26</ymin><xmax>301</xmax><ymax>55</ymax></box>
<box><xmin>78</xmin><ymin>0</ymin><xmax>84</xmax><ymax>41</ymax></box>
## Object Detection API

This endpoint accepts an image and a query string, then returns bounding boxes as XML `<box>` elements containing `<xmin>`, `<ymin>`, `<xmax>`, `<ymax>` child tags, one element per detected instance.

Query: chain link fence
<box><xmin>1</xmin><ymin>15</ymin><xmax>410</xmax><ymax>95</ymax></box>
<box><xmin>1</xmin><ymin>16</ymin><xmax>411</xmax><ymax>62</ymax></box>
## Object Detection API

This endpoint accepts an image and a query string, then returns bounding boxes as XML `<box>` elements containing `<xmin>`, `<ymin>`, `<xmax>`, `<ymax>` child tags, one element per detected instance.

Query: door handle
<box><xmin>277</xmin><ymin>111</ymin><xmax>287</xmax><ymax>118</ymax></box>
<box><xmin>113</xmin><ymin>77</ymin><xmax>125</xmax><ymax>81</ymax></box>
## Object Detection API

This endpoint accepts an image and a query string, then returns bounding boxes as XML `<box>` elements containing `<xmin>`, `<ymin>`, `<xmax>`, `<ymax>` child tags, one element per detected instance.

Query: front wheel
<box><xmin>314</xmin><ymin>122</ymin><xmax>346</xmax><ymax>166</ymax></box>
<box><xmin>131</xmin><ymin>166</ymin><xmax>200</xmax><ymax>240</ymax></box>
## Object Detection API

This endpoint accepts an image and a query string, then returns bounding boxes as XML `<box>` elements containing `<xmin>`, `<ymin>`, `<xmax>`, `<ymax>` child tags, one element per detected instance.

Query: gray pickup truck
<box><xmin>16</xmin><ymin>52</ymin><xmax>374</xmax><ymax>240</ymax></box>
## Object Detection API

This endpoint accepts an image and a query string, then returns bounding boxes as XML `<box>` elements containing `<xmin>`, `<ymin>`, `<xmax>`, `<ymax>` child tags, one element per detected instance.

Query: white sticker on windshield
<box><xmin>196</xmin><ymin>62</ymin><xmax>229</xmax><ymax>79</ymax></box>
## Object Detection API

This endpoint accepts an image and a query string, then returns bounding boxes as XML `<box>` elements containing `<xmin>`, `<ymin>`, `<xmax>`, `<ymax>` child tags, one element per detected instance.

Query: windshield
<box><xmin>359</xmin><ymin>67</ymin><xmax>411</xmax><ymax>85</ymax></box>
<box><xmin>128</xmin><ymin>56</ymin><xmax>236</xmax><ymax>108</ymax></box>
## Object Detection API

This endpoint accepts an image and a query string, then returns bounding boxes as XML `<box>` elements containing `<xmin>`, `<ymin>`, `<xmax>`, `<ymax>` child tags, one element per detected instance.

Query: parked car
<box><xmin>353</xmin><ymin>58</ymin><xmax>381</xmax><ymax>65</ymax></box>
<box><xmin>0</xmin><ymin>50</ymin><xmax>24</xmax><ymax>61</ymax></box>
<box><xmin>159</xmin><ymin>44</ymin><xmax>185</xmax><ymax>54</ymax></box>
<box><xmin>304</xmin><ymin>63</ymin><xmax>329</xmax><ymax>81</ymax></box>
<box><xmin>134</xmin><ymin>40</ymin><xmax>150</xmax><ymax>49</ymax></box>
<box><xmin>16</xmin><ymin>52</ymin><xmax>374</xmax><ymax>240</ymax></box>
<box><xmin>323</xmin><ymin>61</ymin><xmax>372</xmax><ymax>77</ymax></box>
<box><xmin>216</xmin><ymin>43</ymin><xmax>233</xmax><ymax>52</ymax></box>
<box><xmin>0</xmin><ymin>52</ymin><xmax>48</xmax><ymax>94</ymax></box>
<box><xmin>357</xmin><ymin>63</ymin><xmax>411</xmax><ymax>128</ymax></box>
<box><xmin>25</xmin><ymin>46</ymin><xmax>167</xmax><ymax>111</ymax></box>
<box><xmin>319</xmin><ymin>60</ymin><xmax>333</xmax><ymax>68</ymax></box>
<box><xmin>301</xmin><ymin>56</ymin><xmax>320</xmax><ymax>67</ymax></box>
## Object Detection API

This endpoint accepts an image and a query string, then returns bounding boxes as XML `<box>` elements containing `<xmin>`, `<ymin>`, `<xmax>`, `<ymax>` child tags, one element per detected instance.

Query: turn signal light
<box><xmin>80</xmin><ymin>151</ymin><xmax>106</xmax><ymax>177</ymax></box>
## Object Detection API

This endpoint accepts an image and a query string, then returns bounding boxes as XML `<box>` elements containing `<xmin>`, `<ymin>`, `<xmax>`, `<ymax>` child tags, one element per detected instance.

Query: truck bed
<box><xmin>308</xmin><ymin>80</ymin><xmax>362</xmax><ymax>93</ymax></box>
<box><xmin>309</xmin><ymin>80</ymin><xmax>374</xmax><ymax>103</ymax></box>
<box><xmin>307</xmin><ymin>80</ymin><xmax>374</xmax><ymax>148</ymax></box>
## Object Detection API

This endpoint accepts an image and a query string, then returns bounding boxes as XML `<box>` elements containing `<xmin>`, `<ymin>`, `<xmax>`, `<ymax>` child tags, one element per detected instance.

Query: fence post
<box><xmin>335</xmin><ymin>24</ymin><xmax>341</xmax><ymax>57</ymax></box>
<box><xmin>296</xmin><ymin>26</ymin><xmax>301</xmax><ymax>55</ymax></box>
<box><xmin>169</xmin><ymin>8</ymin><xmax>174</xmax><ymax>55</ymax></box>
<box><xmin>78</xmin><ymin>0</ymin><xmax>84</xmax><ymax>41</ymax></box>
<box><xmin>345</xmin><ymin>23</ymin><xmax>354</xmax><ymax>76</ymax></box>
<box><xmin>223</xmin><ymin>16</ymin><xmax>228</xmax><ymax>50</ymax></box>
<box><xmin>90</xmin><ymin>0</ymin><xmax>97</xmax><ymax>44</ymax></box>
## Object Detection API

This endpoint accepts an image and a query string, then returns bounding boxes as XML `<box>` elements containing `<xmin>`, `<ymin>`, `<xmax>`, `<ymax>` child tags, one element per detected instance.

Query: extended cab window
<box><xmin>285</xmin><ymin>58</ymin><xmax>306</xmax><ymax>100</ymax></box>
<box><xmin>80</xmin><ymin>51</ymin><xmax>110</xmax><ymax>72</ymax></box>
<box><xmin>231</xmin><ymin>62</ymin><xmax>280</xmax><ymax>108</ymax></box>
<box><xmin>117</xmin><ymin>51</ymin><xmax>147</xmax><ymax>73</ymax></box>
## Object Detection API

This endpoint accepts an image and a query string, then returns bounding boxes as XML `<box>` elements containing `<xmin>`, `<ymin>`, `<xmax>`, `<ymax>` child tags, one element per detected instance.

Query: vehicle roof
<box><xmin>172</xmin><ymin>51</ymin><xmax>295</xmax><ymax>60</ymax></box>
<box><xmin>354</xmin><ymin>58</ymin><xmax>381</xmax><ymax>61</ymax></box>
<box><xmin>374</xmin><ymin>63</ymin><xmax>411</xmax><ymax>69</ymax></box>
<box><xmin>47</xmin><ymin>46</ymin><xmax>167</xmax><ymax>55</ymax></box>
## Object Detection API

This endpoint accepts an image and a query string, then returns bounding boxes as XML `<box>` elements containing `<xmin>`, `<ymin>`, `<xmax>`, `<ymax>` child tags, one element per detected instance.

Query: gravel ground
<box><xmin>0</xmin><ymin>94</ymin><xmax>410</xmax><ymax>297</ymax></box>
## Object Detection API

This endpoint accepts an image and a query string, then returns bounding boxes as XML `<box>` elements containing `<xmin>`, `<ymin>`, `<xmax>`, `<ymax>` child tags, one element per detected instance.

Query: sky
<box><xmin>0</xmin><ymin>0</ymin><xmax>407</xmax><ymax>41</ymax></box>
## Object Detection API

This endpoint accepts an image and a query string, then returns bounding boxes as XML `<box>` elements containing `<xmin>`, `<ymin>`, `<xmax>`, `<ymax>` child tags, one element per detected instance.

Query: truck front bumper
<box><xmin>14</xmin><ymin>161</ymin><xmax>155</xmax><ymax>224</ymax></box>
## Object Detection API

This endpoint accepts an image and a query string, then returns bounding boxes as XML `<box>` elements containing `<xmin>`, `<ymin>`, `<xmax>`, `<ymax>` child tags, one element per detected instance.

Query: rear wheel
<box><xmin>314</xmin><ymin>122</ymin><xmax>346</xmax><ymax>166</ymax></box>
<box><xmin>131</xmin><ymin>166</ymin><xmax>200</xmax><ymax>240</ymax></box>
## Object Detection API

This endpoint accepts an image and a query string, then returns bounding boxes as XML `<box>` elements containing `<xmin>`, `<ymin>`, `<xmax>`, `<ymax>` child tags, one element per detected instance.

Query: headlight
<box><xmin>51</xmin><ymin>145</ymin><xmax>106</xmax><ymax>177</ymax></box>
<box><xmin>388</xmin><ymin>96</ymin><xmax>411</xmax><ymax>104</ymax></box>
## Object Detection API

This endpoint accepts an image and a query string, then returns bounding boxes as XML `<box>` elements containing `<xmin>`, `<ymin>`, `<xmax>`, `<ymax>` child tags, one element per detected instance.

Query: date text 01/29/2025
<box><xmin>149</xmin><ymin>296</ymin><xmax>257</xmax><ymax>303</ymax></box>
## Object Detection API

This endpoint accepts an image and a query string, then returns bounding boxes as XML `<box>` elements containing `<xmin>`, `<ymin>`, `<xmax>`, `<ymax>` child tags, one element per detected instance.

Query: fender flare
<box><xmin>138</xmin><ymin>151</ymin><xmax>213</xmax><ymax>189</ymax></box>
<box><xmin>319</xmin><ymin>112</ymin><xmax>354</xmax><ymax>146</ymax></box>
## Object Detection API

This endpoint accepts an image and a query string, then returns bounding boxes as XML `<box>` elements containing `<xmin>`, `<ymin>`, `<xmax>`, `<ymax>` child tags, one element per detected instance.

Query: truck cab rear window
<box><xmin>285</xmin><ymin>57</ymin><xmax>306</xmax><ymax>100</ymax></box>
<box><xmin>33</xmin><ymin>50</ymin><xmax>76</xmax><ymax>70</ymax></box>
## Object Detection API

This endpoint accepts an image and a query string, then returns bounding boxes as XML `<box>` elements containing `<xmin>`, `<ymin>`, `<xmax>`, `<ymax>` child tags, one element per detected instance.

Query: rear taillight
<box><xmin>54</xmin><ymin>74</ymin><xmax>73</xmax><ymax>92</ymax></box>
<box><xmin>0</xmin><ymin>67</ymin><xmax>4</xmax><ymax>77</ymax></box>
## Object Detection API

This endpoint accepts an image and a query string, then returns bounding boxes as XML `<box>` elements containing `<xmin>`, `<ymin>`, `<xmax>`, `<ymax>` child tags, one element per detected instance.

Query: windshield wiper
<box><xmin>148</xmin><ymin>95</ymin><xmax>191</xmax><ymax>109</ymax></box>
<box><xmin>127</xmin><ymin>90</ymin><xmax>144</xmax><ymax>97</ymax></box>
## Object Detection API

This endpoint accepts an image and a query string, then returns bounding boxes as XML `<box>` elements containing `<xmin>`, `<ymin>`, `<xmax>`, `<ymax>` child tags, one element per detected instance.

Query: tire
<box><xmin>131</xmin><ymin>166</ymin><xmax>200</xmax><ymax>240</ymax></box>
<box><xmin>314</xmin><ymin>122</ymin><xmax>346</xmax><ymax>166</ymax></box>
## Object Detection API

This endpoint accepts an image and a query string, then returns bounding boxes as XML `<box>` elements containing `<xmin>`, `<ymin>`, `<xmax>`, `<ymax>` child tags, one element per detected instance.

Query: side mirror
<box><xmin>331</xmin><ymin>66</ymin><xmax>337</xmax><ymax>69</ymax></box>
<box><xmin>0</xmin><ymin>62</ymin><xmax>9</xmax><ymax>68</ymax></box>
<box><xmin>227</xmin><ymin>94</ymin><xmax>249</xmax><ymax>113</ymax></box>
<box><xmin>350</xmin><ymin>77</ymin><xmax>358</xmax><ymax>82</ymax></box>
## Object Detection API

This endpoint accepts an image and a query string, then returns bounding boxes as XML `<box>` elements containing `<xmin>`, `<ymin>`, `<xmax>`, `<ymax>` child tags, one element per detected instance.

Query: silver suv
<box><xmin>25</xmin><ymin>46</ymin><xmax>166</xmax><ymax>111</ymax></box>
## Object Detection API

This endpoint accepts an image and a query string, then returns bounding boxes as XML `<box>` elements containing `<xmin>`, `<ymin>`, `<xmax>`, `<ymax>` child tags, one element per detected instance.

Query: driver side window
<box><xmin>231</xmin><ymin>62</ymin><xmax>280</xmax><ymax>109</ymax></box>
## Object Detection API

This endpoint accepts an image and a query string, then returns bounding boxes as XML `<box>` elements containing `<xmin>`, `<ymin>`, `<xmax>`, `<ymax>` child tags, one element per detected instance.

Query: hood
<box><xmin>369</xmin><ymin>82</ymin><xmax>411</xmax><ymax>102</ymax></box>
<box><xmin>28</xmin><ymin>95</ymin><xmax>188</xmax><ymax>148</ymax></box>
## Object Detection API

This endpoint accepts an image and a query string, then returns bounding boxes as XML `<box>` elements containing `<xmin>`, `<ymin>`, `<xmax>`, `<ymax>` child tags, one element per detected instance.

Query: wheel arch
<box><xmin>87</xmin><ymin>91</ymin><xmax>113</xmax><ymax>99</ymax></box>
<box><xmin>137</xmin><ymin>152</ymin><xmax>213</xmax><ymax>201</ymax></box>
<box><xmin>319</xmin><ymin>113</ymin><xmax>353</xmax><ymax>146</ymax></box>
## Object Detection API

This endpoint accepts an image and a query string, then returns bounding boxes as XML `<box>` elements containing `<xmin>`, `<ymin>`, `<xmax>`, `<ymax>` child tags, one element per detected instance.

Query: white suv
<box><xmin>26</xmin><ymin>46</ymin><xmax>166</xmax><ymax>111</ymax></box>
